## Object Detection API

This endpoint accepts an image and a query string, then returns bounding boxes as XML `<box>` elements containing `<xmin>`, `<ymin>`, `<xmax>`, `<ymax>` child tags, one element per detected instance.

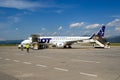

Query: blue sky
<box><xmin>0</xmin><ymin>0</ymin><xmax>120</xmax><ymax>40</ymax></box>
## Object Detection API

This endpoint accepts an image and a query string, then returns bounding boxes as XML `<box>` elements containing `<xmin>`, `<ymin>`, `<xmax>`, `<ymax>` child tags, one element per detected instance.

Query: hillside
<box><xmin>107</xmin><ymin>36</ymin><xmax>120</xmax><ymax>43</ymax></box>
<box><xmin>0</xmin><ymin>40</ymin><xmax>23</xmax><ymax>44</ymax></box>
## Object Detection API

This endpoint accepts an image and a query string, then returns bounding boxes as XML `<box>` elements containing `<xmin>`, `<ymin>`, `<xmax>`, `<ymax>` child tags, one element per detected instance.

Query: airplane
<box><xmin>18</xmin><ymin>25</ymin><xmax>110</xmax><ymax>49</ymax></box>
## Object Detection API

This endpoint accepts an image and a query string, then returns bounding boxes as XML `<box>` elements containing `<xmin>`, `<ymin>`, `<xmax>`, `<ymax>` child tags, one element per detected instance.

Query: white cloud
<box><xmin>70</xmin><ymin>22</ymin><xmax>84</xmax><ymax>28</ymax></box>
<box><xmin>0</xmin><ymin>21</ymin><xmax>13</xmax><ymax>29</ymax></box>
<box><xmin>41</xmin><ymin>28</ymin><xmax>46</xmax><ymax>31</ymax></box>
<box><xmin>0</xmin><ymin>38</ymin><xmax>6</xmax><ymax>41</ymax></box>
<box><xmin>86</xmin><ymin>24</ymin><xmax>100</xmax><ymax>29</ymax></box>
<box><xmin>110</xmin><ymin>15</ymin><xmax>120</xmax><ymax>18</ymax></box>
<box><xmin>52</xmin><ymin>32</ymin><xmax>57</xmax><ymax>35</ymax></box>
<box><xmin>105</xmin><ymin>19</ymin><xmax>120</xmax><ymax>37</ymax></box>
<box><xmin>115</xmin><ymin>27</ymin><xmax>120</xmax><ymax>31</ymax></box>
<box><xmin>58</xmin><ymin>26</ymin><xmax>62</xmax><ymax>31</ymax></box>
<box><xmin>15</xmin><ymin>28</ymin><xmax>18</xmax><ymax>30</ymax></box>
<box><xmin>54</xmin><ymin>10</ymin><xmax>63</xmax><ymax>14</ymax></box>
<box><xmin>0</xmin><ymin>0</ymin><xmax>45</xmax><ymax>10</ymax></box>
<box><xmin>8</xmin><ymin>16</ymin><xmax>20</xmax><ymax>23</ymax></box>
<box><xmin>107</xmin><ymin>19</ymin><xmax>120</xmax><ymax>27</ymax></box>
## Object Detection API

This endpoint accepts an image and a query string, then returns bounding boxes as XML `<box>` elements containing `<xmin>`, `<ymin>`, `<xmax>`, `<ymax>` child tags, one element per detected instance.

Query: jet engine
<box><xmin>56</xmin><ymin>42</ymin><xmax>64</xmax><ymax>48</ymax></box>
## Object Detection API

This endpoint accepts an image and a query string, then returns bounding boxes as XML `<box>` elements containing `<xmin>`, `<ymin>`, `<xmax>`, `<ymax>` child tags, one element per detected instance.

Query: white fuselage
<box><xmin>37</xmin><ymin>36</ymin><xmax>91</xmax><ymax>47</ymax></box>
<box><xmin>19</xmin><ymin>26</ymin><xmax>107</xmax><ymax>48</ymax></box>
<box><xmin>19</xmin><ymin>36</ymin><xmax>93</xmax><ymax>48</ymax></box>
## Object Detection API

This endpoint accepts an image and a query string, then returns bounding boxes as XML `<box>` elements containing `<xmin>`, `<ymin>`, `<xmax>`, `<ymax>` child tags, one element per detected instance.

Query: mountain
<box><xmin>107</xmin><ymin>36</ymin><xmax>120</xmax><ymax>43</ymax></box>
<box><xmin>0</xmin><ymin>40</ymin><xmax>23</xmax><ymax>44</ymax></box>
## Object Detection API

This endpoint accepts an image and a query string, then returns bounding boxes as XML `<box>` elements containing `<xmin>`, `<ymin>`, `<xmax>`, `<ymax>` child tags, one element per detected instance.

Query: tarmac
<box><xmin>0</xmin><ymin>45</ymin><xmax>120</xmax><ymax>80</ymax></box>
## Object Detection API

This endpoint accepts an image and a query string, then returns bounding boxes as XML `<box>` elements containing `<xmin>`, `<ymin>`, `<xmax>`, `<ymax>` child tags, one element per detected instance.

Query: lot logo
<box><xmin>38</xmin><ymin>38</ymin><xmax>51</xmax><ymax>43</ymax></box>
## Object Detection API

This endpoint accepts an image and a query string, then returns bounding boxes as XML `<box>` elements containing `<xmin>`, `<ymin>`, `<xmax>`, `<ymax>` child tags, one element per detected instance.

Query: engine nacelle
<box><xmin>56</xmin><ymin>42</ymin><xmax>64</xmax><ymax>48</ymax></box>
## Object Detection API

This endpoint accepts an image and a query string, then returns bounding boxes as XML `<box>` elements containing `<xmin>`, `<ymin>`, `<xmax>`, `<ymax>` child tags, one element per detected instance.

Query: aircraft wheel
<box><xmin>68</xmin><ymin>46</ymin><xmax>72</xmax><ymax>48</ymax></box>
<box><xmin>64</xmin><ymin>46</ymin><xmax>67</xmax><ymax>48</ymax></box>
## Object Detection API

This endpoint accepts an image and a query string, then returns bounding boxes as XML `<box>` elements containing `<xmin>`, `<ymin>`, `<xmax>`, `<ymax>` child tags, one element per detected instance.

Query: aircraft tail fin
<box><xmin>89</xmin><ymin>25</ymin><xmax>106</xmax><ymax>39</ymax></box>
<box><xmin>97</xmin><ymin>25</ymin><xmax>105</xmax><ymax>37</ymax></box>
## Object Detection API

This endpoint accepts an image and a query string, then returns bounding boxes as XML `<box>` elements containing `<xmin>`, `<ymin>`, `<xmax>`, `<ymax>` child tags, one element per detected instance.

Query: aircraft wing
<box><xmin>65</xmin><ymin>39</ymin><xmax>86</xmax><ymax>45</ymax></box>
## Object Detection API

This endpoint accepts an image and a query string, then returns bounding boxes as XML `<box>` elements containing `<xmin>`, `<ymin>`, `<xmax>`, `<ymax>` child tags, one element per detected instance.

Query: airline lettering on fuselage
<box><xmin>38</xmin><ymin>38</ymin><xmax>51</xmax><ymax>43</ymax></box>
